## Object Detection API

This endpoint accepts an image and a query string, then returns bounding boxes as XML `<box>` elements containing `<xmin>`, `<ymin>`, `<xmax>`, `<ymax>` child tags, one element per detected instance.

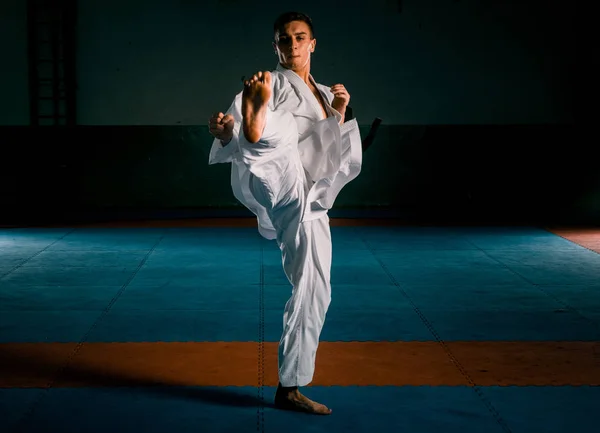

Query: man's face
<box><xmin>273</xmin><ymin>20</ymin><xmax>315</xmax><ymax>71</ymax></box>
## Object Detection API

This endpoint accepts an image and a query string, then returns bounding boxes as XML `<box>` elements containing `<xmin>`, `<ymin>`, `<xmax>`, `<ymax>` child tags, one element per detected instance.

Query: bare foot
<box><xmin>242</xmin><ymin>71</ymin><xmax>272</xmax><ymax>143</ymax></box>
<box><xmin>274</xmin><ymin>385</ymin><xmax>332</xmax><ymax>415</ymax></box>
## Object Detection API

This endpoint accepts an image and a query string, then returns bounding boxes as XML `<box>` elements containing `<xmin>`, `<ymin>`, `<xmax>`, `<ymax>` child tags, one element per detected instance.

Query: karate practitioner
<box><xmin>208</xmin><ymin>11</ymin><xmax>362</xmax><ymax>415</ymax></box>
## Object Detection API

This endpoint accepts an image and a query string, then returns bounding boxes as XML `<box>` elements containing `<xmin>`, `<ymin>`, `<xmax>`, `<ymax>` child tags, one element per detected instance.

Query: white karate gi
<box><xmin>209</xmin><ymin>64</ymin><xmax>362</xmax><ymax>387</ymax></box>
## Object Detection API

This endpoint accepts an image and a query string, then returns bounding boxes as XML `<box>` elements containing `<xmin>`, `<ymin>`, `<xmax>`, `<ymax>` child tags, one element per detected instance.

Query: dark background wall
<box><xmin>1</xmin><ymin>0</ymin><xmax>591</xmax><ymax>225</ymax></box>
<box><xmin>45</xmin><ymin>0</ymin><xmax>578</xmax><ymax>125</ymax></box>
<box><xmin>1</xmin><ymin>0</ymin><xmax>28</xmax><ymax>126</ymax></box>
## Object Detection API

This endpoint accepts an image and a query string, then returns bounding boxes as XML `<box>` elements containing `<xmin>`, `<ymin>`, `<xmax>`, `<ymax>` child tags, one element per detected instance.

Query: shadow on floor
<box><xmin>0</xmin><ymin>345</ymin><xmax>276</xmax><ymax>409</ymax></box>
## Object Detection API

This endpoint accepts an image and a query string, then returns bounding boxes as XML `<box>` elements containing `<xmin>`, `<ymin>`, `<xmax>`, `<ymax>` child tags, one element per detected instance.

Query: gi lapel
<box><xmin>275</xmin><ymin>64</ymin><xmax>325</xmax><ymax>121</ymax></box>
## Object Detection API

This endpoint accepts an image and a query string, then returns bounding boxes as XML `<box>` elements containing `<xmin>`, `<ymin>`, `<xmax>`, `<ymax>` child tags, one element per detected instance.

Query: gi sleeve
<box><xmin>208</xmin><ymin>92</ymin><xmax>243</xmax><ymax>165</ymax></box>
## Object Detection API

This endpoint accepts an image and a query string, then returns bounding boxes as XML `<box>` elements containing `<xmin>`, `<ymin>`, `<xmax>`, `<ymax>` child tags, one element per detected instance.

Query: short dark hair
<box><xmin>273</xmin><ymin>12</ymin><xmax>315</xmax><ymax>40</ymax></box>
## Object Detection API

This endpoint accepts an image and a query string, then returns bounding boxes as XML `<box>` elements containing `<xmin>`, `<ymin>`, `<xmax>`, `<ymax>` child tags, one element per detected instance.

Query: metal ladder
<box><xmin>27</xmin><ymin>0</ymin><xmax>76</xmax><ymax>126</ymax></box>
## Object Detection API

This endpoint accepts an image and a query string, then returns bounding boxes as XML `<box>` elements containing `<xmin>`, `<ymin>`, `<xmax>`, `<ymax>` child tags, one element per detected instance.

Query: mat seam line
<box><xmin>1</xmin><ymin>229</ymin><xmax>74</xmax><ymax>280</ymax></box>
<box><xmin>542</xmin><ymin>227</ymin><xmax>600</xmax><ymax>333</ymax></box>
<box><xmin>545</xmin><ymin>227</ymin><xmax>600</xmax><ymax>256</ymax></box>
<box><xmin>469</xmin><ymin>235</ymin><xmax>600</xmax><ymax>337</ymax></box>
<box><xmin>258</xmin><ymin>237</ymin><xmax>265</xmax><ymax>433</ymax></box>
<box><xmin>469</xmin><ymin>232</ymin><xmax>600</xmax><ymax>376</ymax></box>
<box><xmin>11</xmin><ymin>232</ymin><xmax>166</xmax><ymax>433</ymax></box>
<box><xmin>4</xmin><ymin>229</ymin><xmax>74</xmax><ymax>433</ymax></box>
<box><xmin>361</xmin><ymin>233</ymin><xmax>514</xmax><ymax>433</ymax></box>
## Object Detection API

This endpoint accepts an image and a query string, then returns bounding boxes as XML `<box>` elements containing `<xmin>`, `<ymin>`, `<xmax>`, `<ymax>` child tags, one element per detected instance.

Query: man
<box><xmin>208</xmin><ymin>11</ymin><xmax>362</xmax><ymax>415</ymax></box>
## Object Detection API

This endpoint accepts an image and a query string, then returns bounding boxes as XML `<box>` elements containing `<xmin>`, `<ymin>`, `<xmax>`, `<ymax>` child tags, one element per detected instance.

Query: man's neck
<box><xmin>280</xmin><ymin>63</ymin><xmax>311</xmax><ymax>84</ymax></box>
<box><xmin>295</xmin><ymin>68</ymin><xmax>311</xmax><ymax>84</ymax></box>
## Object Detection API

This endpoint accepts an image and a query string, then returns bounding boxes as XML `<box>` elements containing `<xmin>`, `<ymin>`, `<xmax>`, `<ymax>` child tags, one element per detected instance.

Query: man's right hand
<box><xmin>208</xmin><ymin>112</ymin><xmax>235</xmax><ymax>144</ymax></box>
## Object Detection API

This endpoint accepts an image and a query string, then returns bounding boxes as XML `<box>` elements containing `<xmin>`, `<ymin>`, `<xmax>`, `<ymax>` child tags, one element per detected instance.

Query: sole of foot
<box><xmin>242</xmin><ymin>71</ymin><xmax>272</xmax><ymax>144</ymax></box>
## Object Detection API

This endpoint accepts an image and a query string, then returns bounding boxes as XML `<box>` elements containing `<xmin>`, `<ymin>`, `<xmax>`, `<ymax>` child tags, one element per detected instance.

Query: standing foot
<box><xmin>274</xmin><ymin>384</ymin><xmax>332</xmax><ymax>415</ymax></box>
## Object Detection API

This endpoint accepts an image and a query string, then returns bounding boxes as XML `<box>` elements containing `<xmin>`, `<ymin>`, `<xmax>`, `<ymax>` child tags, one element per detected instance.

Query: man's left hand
<box><xmin>330</xmin><ymin>84</ymin><xmax>350</xmax><ymax>115</ymax></box>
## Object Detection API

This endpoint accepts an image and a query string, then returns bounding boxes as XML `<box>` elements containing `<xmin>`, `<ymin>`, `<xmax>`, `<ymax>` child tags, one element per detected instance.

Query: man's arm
<box><xmin>209</xmin><ymin>71</ymin><xmax>291</xmax><ymax>163</ymax></box>
<box><xmin>208</xmin><ymin>93</ymin><xmax>243</xmax><ymax>164</ymax></box>
<box><xmin>316</xmin><ymin>83</ymin><xmax>349</xmax><ymax>125</ymax></box>
<box><xmin>330</xmin><ymin>84</ymin><xmax>350</xmax><ymax>124</ymax></box>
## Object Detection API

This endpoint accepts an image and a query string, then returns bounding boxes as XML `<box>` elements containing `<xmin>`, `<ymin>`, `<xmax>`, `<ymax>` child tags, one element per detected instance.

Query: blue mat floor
<box><xmin>1</xmin><ymin>225</ymin><xmax>599</xmax><ymax>433</ymax></box>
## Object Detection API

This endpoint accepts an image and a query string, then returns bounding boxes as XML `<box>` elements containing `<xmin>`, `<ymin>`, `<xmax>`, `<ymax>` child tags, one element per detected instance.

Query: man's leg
<box><xmin>275</xmin><ymin>214</ymin><xmax>333</xmax><ymax>415</ymax></box>
<box><xmin>239</xmin><ymin>69</ymin><xmax>332</xmax><ymax>414</ymax></box>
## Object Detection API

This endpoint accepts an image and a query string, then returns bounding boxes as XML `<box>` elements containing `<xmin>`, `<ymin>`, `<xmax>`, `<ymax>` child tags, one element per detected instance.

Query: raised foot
<box><xmin>274</xmin><ymin>387</ymin><xmax>332</xmax><ymax>415</ymax></box>
<box><xmin>242</xmin><ymin>71</ymin><xmax>272</xmax><ymax>143</ymax></box>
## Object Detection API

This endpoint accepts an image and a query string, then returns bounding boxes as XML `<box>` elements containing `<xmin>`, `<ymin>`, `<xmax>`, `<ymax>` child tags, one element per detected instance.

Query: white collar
<box><xmin>275</xmin><ymin>63</ymin><xmax>327</xmax><ymax>119</ymax></box>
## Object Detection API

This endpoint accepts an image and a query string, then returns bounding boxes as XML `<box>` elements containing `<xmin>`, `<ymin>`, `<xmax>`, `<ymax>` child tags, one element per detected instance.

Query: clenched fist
<box><xmin>208</xmin><ymin>112</ymin><xmax>235</xmax><ymax>144</ymax></box>
<box><xmin>330</xmin><ymin>84</ymin><xmax>350</xmax><ymax>117</ymax></box>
